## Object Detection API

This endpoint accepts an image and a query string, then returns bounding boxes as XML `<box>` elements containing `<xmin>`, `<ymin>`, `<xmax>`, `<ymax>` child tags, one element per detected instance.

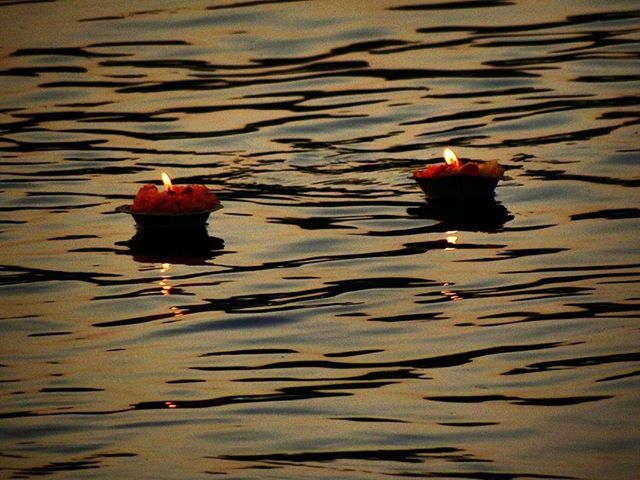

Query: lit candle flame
<box><xmin>443</xmin><ymin>148</ymin><xmax>461</xmax><ymax>167</ymax></box>
<box><xmin>161</xmin><ymin>171</ymin><xmax>173</xmax><ymax>191</ymax></box>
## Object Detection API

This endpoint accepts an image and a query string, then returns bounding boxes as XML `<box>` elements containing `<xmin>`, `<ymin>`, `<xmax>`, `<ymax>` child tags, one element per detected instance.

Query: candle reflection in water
<box><xmin>159</xmin><ymin>263</ymin><xmax>172</xmax><ymax>296</ymax></box>
<box><xmin>441</xmin><ymin>282</ymin><xmax>463</xmax><ymax>302</ymax></box>
<box><xmin>116</xmin><ymin>228</ymin><xmax>225</xmax><ymax>265</ymax></box>
<box><xmin>408</xmin><ymin>200</ymin><xmax>513</xmax><ymax>234</ymax></box>
<box><xmin>445</xmin><ymin>230</ymin><xmax>459</xmax><ymax>250</ymax></box>
<box><xmin>156</xmin><ymin>263</ymin><xmax>187</xmax><ymax>320</ymax></box>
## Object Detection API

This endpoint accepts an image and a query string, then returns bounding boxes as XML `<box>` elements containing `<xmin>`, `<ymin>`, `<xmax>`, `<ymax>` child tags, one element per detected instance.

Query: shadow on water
<box><xmin>115</xmin><ymin>227</ymin><xmax>225</xmax><ymax>265</ymax></box>
<box><xmin>408</xmin><ymin>199</ymin><xmax>514</xmax><ymax>233</ymax></box>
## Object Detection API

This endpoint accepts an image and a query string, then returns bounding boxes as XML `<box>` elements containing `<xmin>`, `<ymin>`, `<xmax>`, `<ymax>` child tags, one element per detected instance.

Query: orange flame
<box><xmin>443</xmin><ymin>148</ymin><xmax>461</xmax><ymax>167</ymax></box>
<box><xmin>161</xmin><ymin>171</ymin><xmax>173</xmax><ymax>191</ymax></box>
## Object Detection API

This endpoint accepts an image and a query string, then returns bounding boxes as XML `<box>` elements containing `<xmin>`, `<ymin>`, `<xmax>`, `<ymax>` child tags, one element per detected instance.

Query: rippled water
<box><xmin>1</xmin><ymin>1</ymin><xmax>639</xmax><ymax>478</ymax></box>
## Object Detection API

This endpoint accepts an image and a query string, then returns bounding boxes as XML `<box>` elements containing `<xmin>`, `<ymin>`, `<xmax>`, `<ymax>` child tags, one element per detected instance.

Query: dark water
<box><xmin>1</xmin><ymin>1</ymin><xmax>639</xmax><ymax>478</ymax></box>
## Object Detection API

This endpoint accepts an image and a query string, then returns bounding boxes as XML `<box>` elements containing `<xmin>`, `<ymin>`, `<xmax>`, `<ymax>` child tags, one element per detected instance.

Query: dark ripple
<box><xmin>8</xmin><ymin>458</ymin><xmax>101</xmax><ymax>477</ymax></box>
<box><xmin>92</xmin><ymin>277</ymin><xmax>438</xmax><ymax>326</ymax></box>
<box><xmin>522</xmin><ymin>169</ymin><xmax>640</xmax><ymax>187</ymax></box>
<box><xmin>110</xmin><ymin>65</ymin><xmax>537</xmax><ymax>95</ymax></box>
<box><xmin>191</xmin><ymin>342</ymin><xmax>565</xmax><ymax>373</ymax></box>
<box><xmin>484</xmin><ymin>50</ymin><xmax>639</xmax><ymax>69</ymax></box>
<box><xmin>206</xmin><ymin>0</ymin><xmax>307</xmax><ymax>11</ymax></box>
<box><xmin>86</xmin><ymin>239</ymin><xmax>500</xmax><ymax>317</ymax></box>
<box><xmin>390</xmin><ymin>1</ymin><xmax>513</xmax><ymax>10</ymax></box>
<box><xmin>28</xmin><ymin>331</ymin><xmax>72</xmax><ymax>337</ymax></box>
<box><xmin>414</xmin><ymin>268</ymin><xmax>640</xmax><ymax>307</ymax></box>
<box><xmin>423</xmin><ymin>86</ymin><xmax>548</xmax><ymax>99</ymax></box>
<box><xmin>269</xmin><ymin>214</ymin><xmax>362</xmax><ymax>230</ymax></box>
<box><xmin>402</xmin><ymin>96</ymin><xmax>640</xmax><ymax>126</ymax></box>
<box><xmin>235</xmin><ymin>368</ymin><xmax>424</xmax><ymax>384</ymax></box>
<box><xmin>0</xmin><ymin>0</ymin><xmax>55</xmax><ymax>6</ymax></box>
<box><xmin>0</xmin><ymin>265</ymin><xmax>121</xmax><ymax>287</ymax></box>
<box><xmin>331</xmin><ymin>416</ymin><xmax>408</xmax><ymax>423</ymax></box>
<box><xmin>48</xmin><ymin>234</ymin><xmax>99</xmax><ymax>241</ymax></box>
<box><xmin>425</xmin><ymin>394</ymin><xmax>613</xmax><ymax>406</ymax></box>
<box><xmin>0</xmin><ymin>65</ymin><xmax>87</xmax><ymax>77</ymax></box>
<box><xmin>7</xmin><ymin>452</ymin><xmax>137</xmax><ymax>479</ymax></box>
<box><xmin>324</xmin><ymin>349</ymin><xmax>385</xmax><ymax>358</ymax></box>
<box><xmin>200</xmin><ymin>348</ymin><xmax>297</xmax><ymax>357</ymax></box>
<box><xmin>165</xmin><ymin>379</ymin><xmax>206</xmax><ymax>384</ymax></box>
<box><xmin>100</xmin><ymin>58</ymin><xmax>369</xmax><ymax>74</ymax></box>
<box><xmin>0</xmin><ymin>137</ymin><xmax>213</xmax><ymax>155</ymax></box>
<box><xmin>597</xmin><ymin>370</ymin><xmax>640</xmax><ymax>383</ymax></box>
<box><xmin>503</xmin><ymin>352</ymin><xmax>640</xmax><ymax>376</ymax></box>
<box><xmin>39</xmin><ymin>80</ymin><xmax>143</xmax><ymax>89</ymax></box>
<box><xmin>10</xmin><ymin>47</ymin><xmax>127</xmax><ymax>58</ymax></box>
<box><xmin>497</xmin><ymin>119</ymin><xmax>640</xmax><ymax>147</ymax></box>
<box><xmin>478</xmin><ymin>301</ymin><xmax>640</xmax><ymax>327</ymax></box>
<box><xmin>0</xmin><ymin>202</ymin><xmax>102</xmax><ymax>212</ymax></box>
<box><xmin>570</xmin><ymin>208</ymin><xmax>640</xmax><ymax>221</ymax></box>
<box><xmin>369</xmin><ymin>311</ymin><xmax>448</xmax><ymax>323</ymax></box>
<box><xmin>3</xmin><ymin>165</ymin><xmax>149</xmax><ymax>178</ymax></box>
<box><xmin>505</xmin><ymin>263</ymin><xmax>640</xmax><ymax>275</ymax></box>
<box><xmin>2</xmin><ymin>110</ymin><xmax>174</xmax><ymax>133</ymax></box>
<box><xmin>231</xmin><ymin>39</ymin><xmax>415</xmax><ymax>67</ymax></box>
<box><xmin>39</xmin><ymin>387</ymin><xmax>104</xmax><ymax>393</ymax></box>
<box><xmin>217</xmin><ymin>446</ymin><xmax>464</xmax><ymax>464</ymax></box>
<box><xmin>88</xmin><ymin>40</ymin><xmax>190</xmax><ymax>48</ymax></box>
<box><xmin>479</xmin><ymin>31</ymin><xmax>636</xmax><ymax>52</ymax></box>
<box><xmin>132</xmin><ymin>381</ymin><xmax>390</xmax><ymax>412</ymax></box>
<box><xmin>575</xmin><ymin>74</ymin><xmax>640</xmax><ymax>83</ymax></box>
<box><xmin>416</xmin><ymin>9</ymin><xmax>640</xmax><ymax>35</ymax></box>
<box><xmin>437</xmin><ymin>422</ymin><xmax>500</xmax><ymax>427</ymax></box>
<box><xmin>462</xmin><ymin>248</ymin><xmax>570</xmax><ymax>263</ymax></box>
<box><xmin>57</xmin><ymin>112</ymin><xmax>363</xmax><ymax>142</ymax></box>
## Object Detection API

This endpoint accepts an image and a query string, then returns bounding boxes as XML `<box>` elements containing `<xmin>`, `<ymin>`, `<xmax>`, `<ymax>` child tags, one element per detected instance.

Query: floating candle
<box><xmin>413</xmin><ymin>148</ymin><xmax>504</xmax><ymax>180</ymax></box>
<box><xmin>131</xmin><ymin>171</ymin><xmax>221</xmax><ymax>214</ymax></box>
<box><xmin>413</xmin><ymin>149</ymin><xmax>505</xmax><ymax>201</ymax></box>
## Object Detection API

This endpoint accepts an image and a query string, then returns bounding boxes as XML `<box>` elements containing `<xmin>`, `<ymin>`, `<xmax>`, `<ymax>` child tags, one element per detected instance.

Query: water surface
<box><xmin>1</xmin><ymin>1</ymin><xmax>639</xmax><ymax>479</ymax></box>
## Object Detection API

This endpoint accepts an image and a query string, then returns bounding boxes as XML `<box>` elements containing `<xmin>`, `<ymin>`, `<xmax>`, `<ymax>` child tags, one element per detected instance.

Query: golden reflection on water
<box><xmin>1</xmin><ymin>0</ymin><xmax>639</xmax><ymax>479</ymax></box>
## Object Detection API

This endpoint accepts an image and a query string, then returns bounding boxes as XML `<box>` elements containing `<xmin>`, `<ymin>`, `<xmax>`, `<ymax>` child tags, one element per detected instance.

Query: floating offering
<box><xmin>413</xmin><ymin>148</ymin><xmax>504</xmax><ymax>201</ymax></box>
<box><xmin>118</xmin><ymin>172</ymin><xmax>222</xmax><ymax>229</ymax></box>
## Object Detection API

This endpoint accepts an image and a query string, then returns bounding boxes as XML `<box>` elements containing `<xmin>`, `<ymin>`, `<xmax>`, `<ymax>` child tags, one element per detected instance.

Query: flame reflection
<box><xmin>441</xmin><ymin>287</ymin><xmax>463</xmax><ymax>302</ymax></box>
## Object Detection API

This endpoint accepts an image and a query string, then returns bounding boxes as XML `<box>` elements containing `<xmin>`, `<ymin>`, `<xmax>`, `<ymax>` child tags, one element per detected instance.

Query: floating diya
<box><xmin>413</xmin><ymin>148</ymin><xmax>505</xmax><ymax>201</ymax></box>
<box><xmin>117</xmin><ymin>172</ymin><xmax>222</xmax><ymax>229</ymax></box>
